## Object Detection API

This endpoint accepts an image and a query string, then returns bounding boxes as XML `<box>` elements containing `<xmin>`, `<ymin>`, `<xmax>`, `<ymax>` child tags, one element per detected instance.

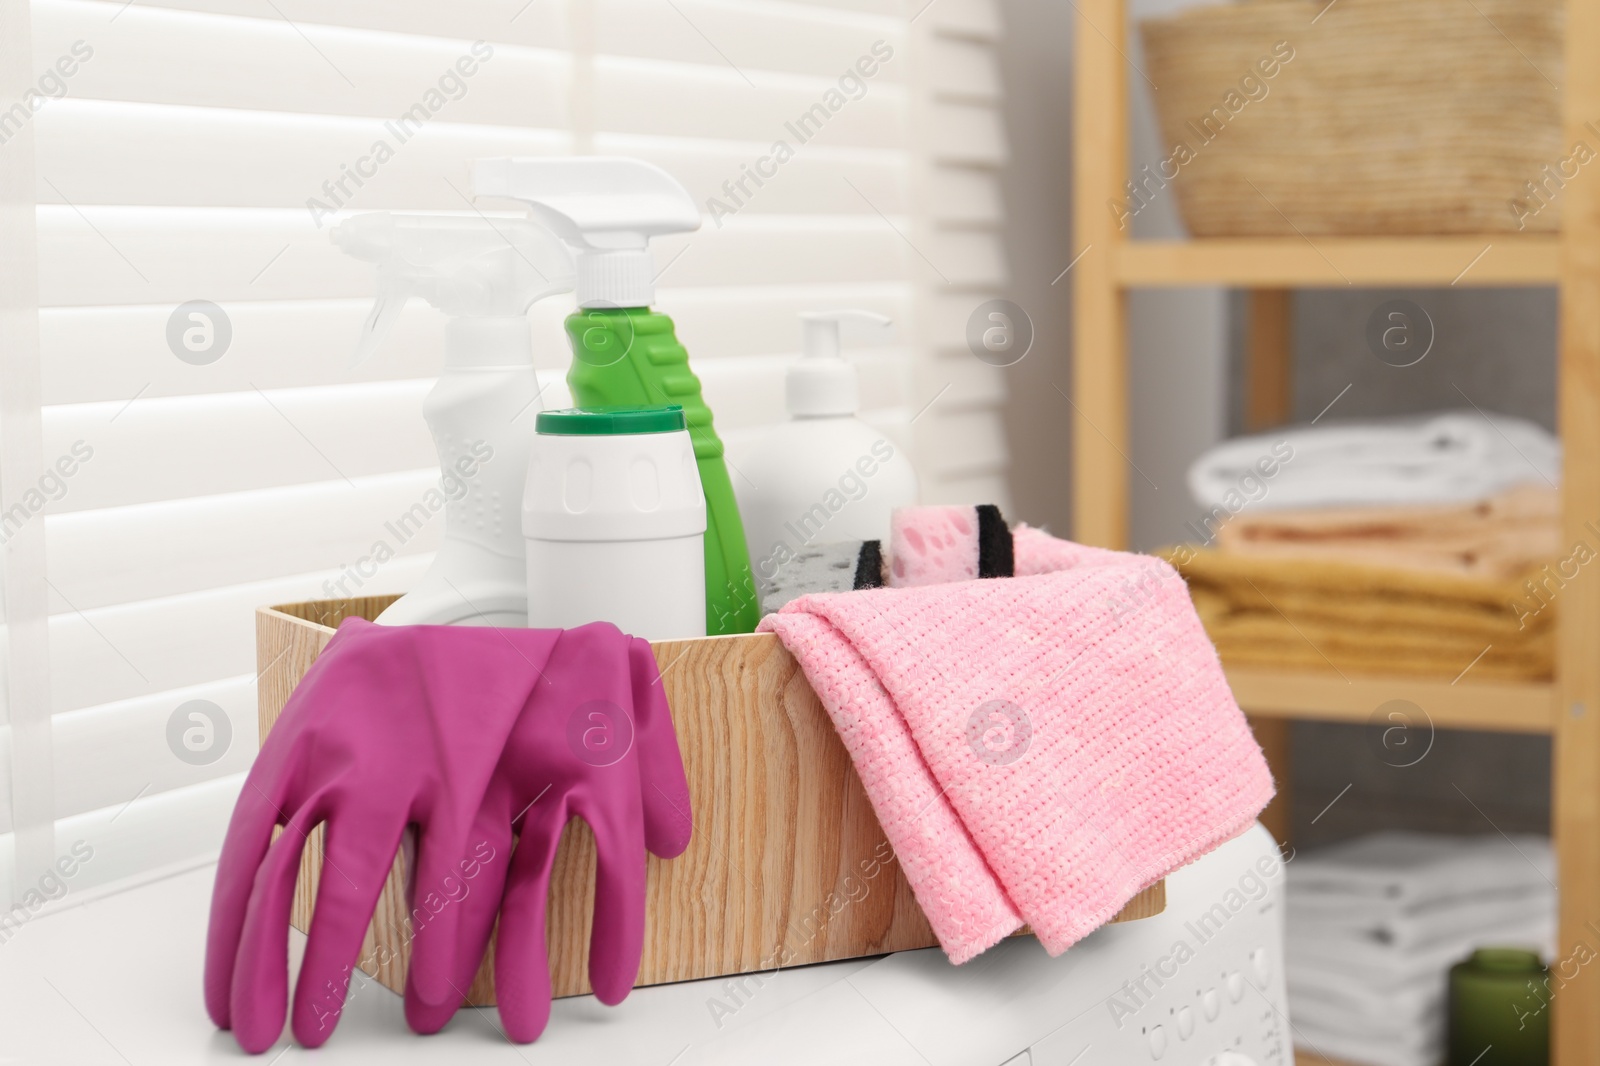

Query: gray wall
<box><xmin>996</xmin><ymin>0</ymin><xmax>1230</xmax><ymax>546</ymax></box>
<box><xmin>991</xmin><ymin>0</ymin><xmax>1077</xmax><ymax>537</ymax></box>
<box><xmin>1227</xmin><ymin>287</ymin><xmax>1558</xmax><ymax>437</ymax></box>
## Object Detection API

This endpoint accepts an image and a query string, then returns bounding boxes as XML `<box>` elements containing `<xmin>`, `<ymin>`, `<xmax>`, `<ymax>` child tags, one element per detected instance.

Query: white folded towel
<box><xmin>1188</xmin><ymin>411</ymin><xmax>1560</xmax><ymax>513</ymax></box>
<box><xmin>1286</xmin><ymin>965</ymin><xmax>1443</xmax><ymax>1029</ymax></box>
<box><xmin>1288</xmin><ymin>912</ymin><xmax>1552</xmax><ymax>989</ymax></box>
<box><xmin>1292</xmin><ymin>1013</ymin><xmax>1440</xmax><ymax>1066</ymax></box>
<box><xmin>1289</xmin><ymin>888</ymin><xmax>1555</xmax><ymax>953</ymax></box>
<box><xmin>1287</xmin><ymin>831</ymin><xmax>1555</xmax><ymax>911</ymax></box>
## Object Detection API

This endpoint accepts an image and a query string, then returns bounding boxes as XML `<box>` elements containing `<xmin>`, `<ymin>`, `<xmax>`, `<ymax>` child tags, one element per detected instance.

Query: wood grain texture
<box><xmin>1245</xmin><ymin>288</ymin><xmax>1292</xmax><ymax>433</ymax></box>
<box><xmin>1555</xmin><ymin>0</ymin><xmax>1600</xmax><ymax>1059</ymax></box>
<box><xmin>1070</xmin><ymin>0</ymin><xmax>1130</xmax><ymax>550</ymax></box>
<box><xmin>1243</xmin><ymin>288</ymin><xmax>1293</xmax><ymax>846</ymax></box>
<box><xmin>1247</xmin><ymin>716</ymin><xmax>1292</xmax><ymax>847</ymax></box>
<box><xmin>1114</xmin><ymin>236</ymin><xmax>1561</xmax><ymax>287</ymax></box>
<box><xmin>1227</xmin><ymin>667</ymin><xmax>1557</xmax><ymax>734</ymax></box>
<box><xmin>257</xmin><ymin>598</ymin><xmax>1166</xmax><ymax>1004</ymax></box>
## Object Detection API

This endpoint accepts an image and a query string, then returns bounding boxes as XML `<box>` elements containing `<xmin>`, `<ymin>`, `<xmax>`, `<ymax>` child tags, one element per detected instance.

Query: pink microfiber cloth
<box><xmin>1012</xmin><ymin>523</ymin><xmax>1124</xmax><ymax>575</ymax></box>
<box><xmin>759</xmin><ymin>536</ymin><xmax>1273</xmax><ymax>964</ymax></box>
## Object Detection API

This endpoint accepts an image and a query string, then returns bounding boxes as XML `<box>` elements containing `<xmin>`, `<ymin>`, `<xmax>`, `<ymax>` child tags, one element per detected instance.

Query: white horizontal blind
<box><xmin>0</xmin><ymin>0</ymin><xmax>55</xmax><ymax>915</ymax></box>
<box><xmin>2</xmin><ymin>0</ymin><xmax>1012</xmax><ymax>901</ymax></box>
<box><xmin>905</xmin><ymin>0</ymin><xmax>1011</xmax><ymax>504</ymax></box>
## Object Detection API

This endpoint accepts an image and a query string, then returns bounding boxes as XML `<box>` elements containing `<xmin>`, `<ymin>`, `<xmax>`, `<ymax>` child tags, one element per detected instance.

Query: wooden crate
<box><xmin>257</xmin><ymin>596</ymin><xmax>1166</xmax><ymax>1004</ymax></box>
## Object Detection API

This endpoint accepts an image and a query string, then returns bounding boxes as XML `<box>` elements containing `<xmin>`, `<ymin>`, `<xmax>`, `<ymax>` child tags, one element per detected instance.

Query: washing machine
<box><xmin>530</xmin><ymin>822</ymin><xmax>1294</xmax><ymax>1066</ymax></box>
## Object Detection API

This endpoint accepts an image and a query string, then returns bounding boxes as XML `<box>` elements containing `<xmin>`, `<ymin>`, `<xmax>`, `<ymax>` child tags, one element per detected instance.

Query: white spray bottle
<box><xmin>331</xmin><ymin>212</ymin><xmax>574</xmax><ymax>626</ymax></box>
<box><xmin>735</xmin><ymin>310</ymin><xmax>920</xmax><ymax>593</ymax></box>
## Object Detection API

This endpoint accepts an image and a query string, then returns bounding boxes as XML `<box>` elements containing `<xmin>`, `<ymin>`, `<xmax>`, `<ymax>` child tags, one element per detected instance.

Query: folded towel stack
<box><xmin>1163</xmin><ymin>548</ymin><xmax>1554</xmax><ymax>682</ymax></box>
<box><xmin>1173</xmin><ymin>413</ymin><xmax>1563</xmax><ymax>681</ymax></box>
<box><xmin>1286</xmin><ymin>832</ymin><xmax>1555</xmax><ymax>1066</ymax></box>
<box><xmin>1188</xmin><ymin>411</ymin><xmax>1560</xmax><ymax>515</ymax></box>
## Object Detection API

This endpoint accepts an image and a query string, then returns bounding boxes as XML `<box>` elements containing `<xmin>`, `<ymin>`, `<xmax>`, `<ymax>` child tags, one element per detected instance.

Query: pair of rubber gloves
<box><xmin>204</xmin><ymin>618</ymin><xmax>693</xmax><ymax>1052</ymax></box>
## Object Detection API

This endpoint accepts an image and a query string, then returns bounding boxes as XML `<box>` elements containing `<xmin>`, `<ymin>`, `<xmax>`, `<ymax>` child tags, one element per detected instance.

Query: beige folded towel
<box><xmin>1161</xmin><ymin>548</ymin><xmax>1553</xmax><ymax>682</ymax></box>
<box><xmin>1213</xmin><ymin>484</ymin><xmax>1559</xmax><ymax>581</ymax></box>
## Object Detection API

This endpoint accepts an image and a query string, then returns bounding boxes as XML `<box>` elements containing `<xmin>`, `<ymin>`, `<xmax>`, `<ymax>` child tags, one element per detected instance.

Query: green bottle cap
<box><xmin>536</xmin><ymin>405</ymin><xmax>686</xmax><ymax>436</ymax></box>
<box><xmin>1468</xmin><ymin>947</ymin><xmax>1543</xmax><ymax>973</ymax></box>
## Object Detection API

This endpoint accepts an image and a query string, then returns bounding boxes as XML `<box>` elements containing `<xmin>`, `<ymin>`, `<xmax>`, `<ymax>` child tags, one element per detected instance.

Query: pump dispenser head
<box><xmin>471</xmin><ymin>156</ymin><xmax>700</xmax><ymax>309</ymax></box>
<box><xmin>789</xmin><ymin>310</ymin><xmax>892</xmax><ymax>417</ymax></box>
<box><xmin>331</xmin><ymin>212</ymin><xmax>574</xmax><ymax>367</ymax></box>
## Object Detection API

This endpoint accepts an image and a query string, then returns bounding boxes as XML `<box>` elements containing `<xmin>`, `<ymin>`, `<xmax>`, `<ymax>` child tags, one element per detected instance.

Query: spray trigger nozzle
<box><xmin>471</xmin><ymin>157</ymin><xmax>699</xmax><ymax>309</ymax></box>
<box><xmin>331</xmin><ymin>212</ymin><xmax>575</xmax><ymax>367</ymax></box>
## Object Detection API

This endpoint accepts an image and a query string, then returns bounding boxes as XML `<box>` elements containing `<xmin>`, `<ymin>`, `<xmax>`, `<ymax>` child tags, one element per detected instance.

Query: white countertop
<box><xmin>1</xmin><ymin>828</ymin><xmax>1290</xmax><ymax>1066</ymax></box>
<box><xmin>0</xmin><ymin>862</ymin><xmax>1024</xmax><ymax>1066</ymax></box>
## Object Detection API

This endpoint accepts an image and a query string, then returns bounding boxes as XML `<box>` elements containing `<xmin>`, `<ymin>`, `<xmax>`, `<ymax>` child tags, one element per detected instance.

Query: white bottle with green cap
<box><xmin>524</xmin><ymin>405</ymin><xmax>707</xmax><ymax>639</ymax></box>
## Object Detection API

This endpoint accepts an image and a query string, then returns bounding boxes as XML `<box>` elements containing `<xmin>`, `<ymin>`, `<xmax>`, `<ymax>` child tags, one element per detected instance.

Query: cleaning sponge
<box><xmin>760</xmin><ymin>540</ymin><xmax>885</xmax><ymax>615</ymax></box>
<box><xmin>888</xmin><ymin>505</ymin><xmax>1014</xmax><ymax>587</ymax></box>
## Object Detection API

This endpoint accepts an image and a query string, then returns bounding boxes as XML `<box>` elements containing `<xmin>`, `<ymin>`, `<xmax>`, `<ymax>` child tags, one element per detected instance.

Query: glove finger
<box><xmin>493</xmin><ymin>810</ymin><xmax>568</xmax><ymax>1044</ymax></box>
<box><xmin>630</xmin><ymin>639</ymin><xmax>693</xmax><ymax>857</ymax></box>
<box><xmin>228</xmin><ymin>809</ymin><xmax>320</xmax><ymax>1054</ymax></box>
<box><xmin>401</xmin><ymin>984</ymin><xmax>462</xmax><ymax>1037</ymax></box>
<box><xmin>405</xmin><ymin>811</ymin><xmax>514</xmax><ymax>1032</ymax></box>
<box><xmin>206</xmin><ymin>773</ymin><xmax>295</xmax><ymax>1030</ymax></box>
<box><xmin>572</xmin><ymin>797</ymin><xmax>649</xmax><ymax>1006</ymax></box>
<box><xmin>290</xmin><ymin>810</ymin><xmax>408</xmax><ymax>1048</ymax></box>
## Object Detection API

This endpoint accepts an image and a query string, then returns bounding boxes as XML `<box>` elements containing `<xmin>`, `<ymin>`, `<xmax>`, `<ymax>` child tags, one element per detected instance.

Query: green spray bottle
<box><xmin>473</xmin><ymin>156</ymin><xmax>760</xmax><ymax>634</ymax></box>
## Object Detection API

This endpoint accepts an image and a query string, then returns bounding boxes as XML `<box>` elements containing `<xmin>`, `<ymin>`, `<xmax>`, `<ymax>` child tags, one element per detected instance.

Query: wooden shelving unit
<box><xmin>1114</xmin><ymin>237</ymin><xmax>1563</xmax><ymax>287</ymax></box>
<box><xmin>1225</xmin><ymin>668</ymin><xmax>1558</xmax><ymax>735</ymax></box>
<box><xmin>1070</xmin><ymin>1</ymin><xmax>1600</xmax><ymax>1064</ymax></box>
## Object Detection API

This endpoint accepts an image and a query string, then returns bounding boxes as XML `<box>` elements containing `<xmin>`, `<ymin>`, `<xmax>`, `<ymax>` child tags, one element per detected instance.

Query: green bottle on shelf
<box><xmin>1448</xmin><ymin>947</ymin><xmax>1550</xmax><ymax>1066</ymax></box>
<box><xmin>473</xmin><ymin>156</ymin><xmax>761</xmax><ymax>635</ymax></box>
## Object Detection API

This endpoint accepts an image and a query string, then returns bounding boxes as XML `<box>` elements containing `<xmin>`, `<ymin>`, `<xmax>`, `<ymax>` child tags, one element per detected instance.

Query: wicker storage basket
<box><xmin>1138</xmin><ymin>0</ymin><xmax>1564</xmax><ymax>236</ymax></box>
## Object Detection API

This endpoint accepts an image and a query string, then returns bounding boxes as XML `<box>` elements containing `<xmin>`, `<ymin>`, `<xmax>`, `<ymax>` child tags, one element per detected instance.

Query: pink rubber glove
<box><xmin>206</xmin><ymin>618</ymin><xmax>691</xmax><ymax>1052</ymax></box>
<box><xmin>402</xmin><ymin>624</ymin><xmax>693</xmax><ymax>1043</ymax></box>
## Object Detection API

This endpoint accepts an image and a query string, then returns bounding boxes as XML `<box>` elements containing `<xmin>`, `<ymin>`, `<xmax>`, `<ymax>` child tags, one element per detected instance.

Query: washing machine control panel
<box><xmin>1026</xmin><ymin>826</ymin><xmax>1294</xmax><ymax>1066</ymax></box>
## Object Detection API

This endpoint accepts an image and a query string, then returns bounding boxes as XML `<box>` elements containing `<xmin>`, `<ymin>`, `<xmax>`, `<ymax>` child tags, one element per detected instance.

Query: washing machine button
<box><xmin>1226</xmin><ymin>971</ymin><xmax>1245</xmax><ymax>1002</ymax></box>
<box><xmin>1250</xmin><ymin>947</ymin><xmax>1272</xmax><ymax>984</ymax></box>
<box><xmin>1176</xmin><ymin>1005</ymin><xmax>1195</xmax><ymax>1039</ymax></box>
<box><xmin>1201</xmin><ymin>987</ymin><xmax>1221</xmax><ymax>1020</ymax></box>
<box><xmin>1207</xmin><ymin>1054</ymin><xmax>1258</xmax><ymax>1066</ymax></box>
<box><xmin>1147</xmin><ymin>1024</ymin><xmax>1168</xmax><ymax>1060</ymax></box>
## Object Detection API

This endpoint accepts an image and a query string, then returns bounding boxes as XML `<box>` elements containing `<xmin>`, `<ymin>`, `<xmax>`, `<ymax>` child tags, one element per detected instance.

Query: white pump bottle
<box><xmin>735</xmin><ymin>310</ymin><xmax>920</xmax><ymax>593</ymax></box>
<box><xmin>331</xmin><ymin>212</ymin><xmax>574</xmax><ymax>626</ymax></box>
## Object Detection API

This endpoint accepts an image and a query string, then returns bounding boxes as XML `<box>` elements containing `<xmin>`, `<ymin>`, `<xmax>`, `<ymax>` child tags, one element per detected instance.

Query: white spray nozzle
<box><xmin>471</xmin><ymin>157</ymin><xmax>700</xmax><ymax>309</ymax></box>
<box><xmin>789</xmin><ymin>310</ymin><xmax>893</xmax><ymax>417</ymax></box>
<box><xmin>331</xmin><ymin>212</ymin><xmax>574</xmax><ymax>366</ymax></box>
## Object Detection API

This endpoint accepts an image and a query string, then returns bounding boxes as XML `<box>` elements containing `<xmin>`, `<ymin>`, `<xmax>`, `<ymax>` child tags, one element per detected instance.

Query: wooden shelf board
<box><xmin>1114</xmin><ymin>237</ymin><xmax>1561</xmax><ymax>287</ymax></box>
<box><xmin>1227</xmin><ymin>666</ymin><xmax>1558</xmax><ymax>735</ymax></box>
